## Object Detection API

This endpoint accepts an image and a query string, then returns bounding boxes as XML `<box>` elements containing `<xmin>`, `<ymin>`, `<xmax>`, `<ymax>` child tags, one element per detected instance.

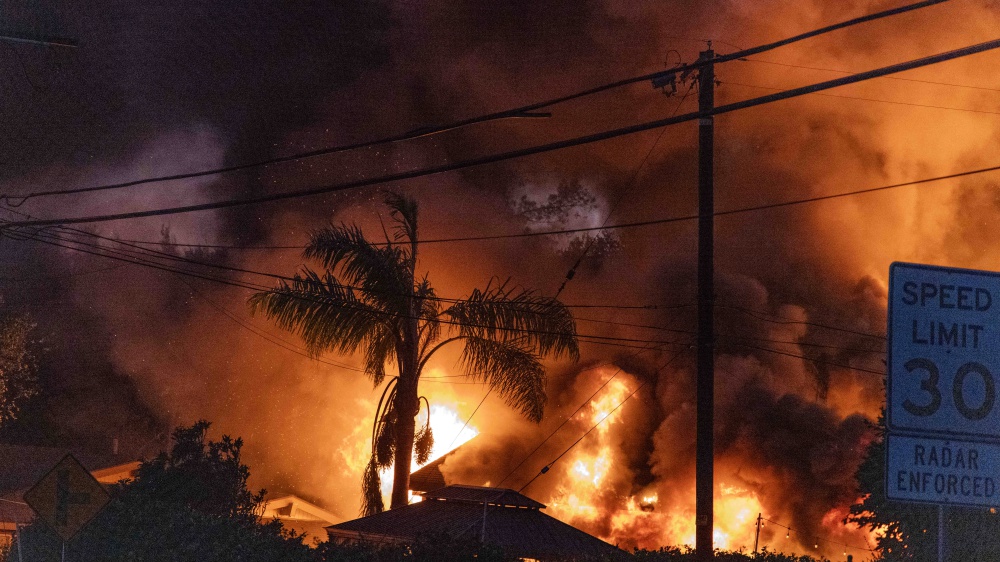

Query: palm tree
<box><xmin>248</xmin><ymin>193</ymin><xmax>578</xmax><ymax>514</ymax></box>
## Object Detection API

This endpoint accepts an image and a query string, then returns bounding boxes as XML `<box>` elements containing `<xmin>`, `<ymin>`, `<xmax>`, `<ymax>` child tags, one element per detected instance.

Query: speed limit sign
<box><xmin>888</xmin><ymin>262</ymin><xmax>999</xmax><ymax>439</ymax></box>
<box><xmin>887</xmin><ymin>262</ymin><xmax>1000</xmax><ymax>507</ymax></box>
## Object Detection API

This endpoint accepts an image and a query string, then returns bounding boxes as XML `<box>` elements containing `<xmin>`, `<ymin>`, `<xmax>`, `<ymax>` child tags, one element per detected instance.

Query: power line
<box><xmin>0</xmin><ymin>232</ymin><xmax>886</xmax><ymax>360</ymax></box>
<box><xmin>554</xmin><ymin>81</ymin><xmax>696</xmax><ymax>298</ymax></box>
<box><xmin>0</xmin><ymin>33</ymin><xmax>77</xmax><ymax>48</ymax></box>
<box><xmin>424</xmin><ymin>162</ymin><xmax>1000</xmax><ymax>244</ymax></box>
<box><xmin>716</xmin><ymin>303</ymin><xmax>886</xmax><ymax>340</ymax></box>
<box><xmin>77</xmin><ymin>157</ymin><xmax>1000</xmax><ymax>252</ymax></box>
<box><xmin>5</xmin><ymin>227</ymin><xmax>694</xmax><ymax>353</ymax></box>
<box><xmin>30</xmin><ymin>227</ymin><xmax>696</xmax><ymax>349</ymax></box>
<box><xmin>518</xmin><ymin>379</ymin><xmax>648</xmax><ymax>493</ymax></box>
<box><xmin>181</xmin><ymin>278</ymin><xmax>368</xmax><ymax>372</ymax></box>
<box><xmin>0</xmin><ymin>0</ymin><xmax>947</xmax><ymax>207</ymax></box>
<box><xmin>8</xmin><ymin>32</ymin><xmax>996</xmax><ymax>230</ymax></box>
<box><xmin>0</xmin><ymin>207</ymin><xmax>672</xmax><ymax>312</ymax></box>
<box><xmin>725</xmin><ymin>80</ymin><xmax>1000</xmax><ymax>116</ymax></box>
<box><xmin>742</xmin><ymin>57</ymin><xmax>1000</xmax><ymax>93</ymax></box>
<box><xmin>517</xmin><ymin>349</ymin><xmax>689</xmax><ymax>493</ymax></box>
<box><xmin>718</xmin><ymin>333</ymin><xmax>884</xmax><ymax>355</ymax></box>
<box><xmin>2</xmin><ymin>212</ymin><xmax>894</xmax><ymax>357</ymax></box>
<box><xmin>446</xmin><ymin>389</ymin><xmax>491</xmax><ymax>451</ymax></box>
<box><xmin>573</xmin><ymin>315</ymin><xmax>884</xmax><ymax>354</ymax></box>
<box><xmin>0</xmin><ymin>216</ymin><xmax>898</xmax><ymax>356</ymax></box>
<box><xmin>729</xmin><ymin>342</ymin><xmax>885</xmax><ymax>376</ymax></box>
<box><xmin>496</xmin><ymin>344</ymin><xmax>664</xmax><ymax>487</ymax></box>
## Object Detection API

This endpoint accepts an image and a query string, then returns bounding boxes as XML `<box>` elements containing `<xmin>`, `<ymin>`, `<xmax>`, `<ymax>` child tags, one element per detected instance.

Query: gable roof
<box><xmin>262</xmin><ymin>494</ymin><xmax>341</xmax><ymax>524</ymax></box>
<box><xmin>327</xmin><ymin>485</ymin><xmax>629</xmax><ymax>561</ymax></box>
<box><xmin>262</xmin><ymin>494</ymin><xmax>343</xmax><ymax>545</ymax></box>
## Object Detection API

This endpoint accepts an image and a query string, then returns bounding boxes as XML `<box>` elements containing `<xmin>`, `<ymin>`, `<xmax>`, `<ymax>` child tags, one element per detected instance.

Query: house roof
<box><xmin>424</xmin><ymin>485</ymin><xmax>545</xmax><ymax>509</ymax></box>
<box><xmin>409</xmin><ymin>452</ymin><xmax>450</xmax><ymax>492</ymax></box>
<box><xmin>0</xmin><ymin>444</ymin><xmax>123</xmax><ymax>496</ymax></box>
<box><xmin>0</xmin><ymin>492</ymin><xmax>33</xmax><ymax>531</ymax></box>
<box><xmin>262</xmin><ymin>494</ymin><xmax>341</xmax><ymax>524</ymax></box>
<box><xmin>327</xmin><ymin>485</ymin><xmax>629</xmax><ymax>561</ymax></box>
<box><xmin>261</xmin><ymin>493</ymin><xmax>343</xmax><ymax>546</ymax></box>
<box><xmin>0</xmin><ymin>445</ymin><xmax>138</xmax><ymax>532</ymax></box>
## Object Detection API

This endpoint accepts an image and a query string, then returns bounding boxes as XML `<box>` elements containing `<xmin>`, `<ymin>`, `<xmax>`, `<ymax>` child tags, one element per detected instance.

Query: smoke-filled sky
<box><xmin>1</xmin><ymin>0</ymin><xmax>999</xmax><ymax>556</ymax></box>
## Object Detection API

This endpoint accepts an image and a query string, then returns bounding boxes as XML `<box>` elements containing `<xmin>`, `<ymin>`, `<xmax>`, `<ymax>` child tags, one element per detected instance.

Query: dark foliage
<box><xmin>12</xmin><ymin>421</ymin><xmax>313</xmax><ymax>562</ymax></box>
<box><xmin>632</xmin><ymin>546</ymin><xmax>829</xmax><ymax>561</ymax></box>
<box><xmin>0</xmin><ymin>314</ymin><xmax>37</xmax><ymax>428</ymax></box>
<box><xmin>848</xmin><ymin>414</ymin><xmax>1000</xmax><ymax>561</ymax></box>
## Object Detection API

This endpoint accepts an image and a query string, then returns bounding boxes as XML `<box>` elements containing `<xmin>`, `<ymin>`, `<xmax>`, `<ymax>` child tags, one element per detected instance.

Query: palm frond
<box><xmin>413</xmin><ymin>396</ymin><xmax>434</xmax><ymax>464</ymax></box>
<box><xmin>415</xmin><ymin>276</ymin><xmax>442</xmax><ymax>350</ymax></box>
<box><xmin>374</xmin><ymin>407</ymin><xmax>397</xmax><ymax>467</ymax></box>
<box><xmin>248</xmin><ymin>270</ymin><xmax>396</xmax><ymax>383</ymax></box>
<box><xmin>459</xmin><ymin>336</ymin><xmax>547</xmax><ymax>422</ymax></box>
<box><xmin>445</xmin><ymin>280</ymin><xmax>579</xmax><ymax>362</ymax></box>
<box><xmin>414</xmin><ymin>426</ymin><xmax>433</xmax><ymax>465</ymax></box>
<box><xmin>361</xmin><ymin>457</ymin><xmax>384</xmax><ymax>516</ymax></box>
<box><xmin>372</xmin><ymin>380</ymin><xmax>398</xmax><ymax>467</ymax></box>
<box><xmin>363</xmin><ymin>323</ymin><xmax>399</xmax><ymax>386</ymax></box>
<box><xmin>305</xmin><ymin>225</ymin><xmax>412</xmax><ymax>313</ymax></box>
<box><xmin>383</xmin><ymin>191</ymin><xmax>418</xmax><ymax>246</ymax></box>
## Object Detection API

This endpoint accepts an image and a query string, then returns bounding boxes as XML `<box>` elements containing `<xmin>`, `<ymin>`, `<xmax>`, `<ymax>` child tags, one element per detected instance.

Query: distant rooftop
<box><xmin>327</xmin><ymin>485</ymin><xmax>629</xmax><ymax>561</ymax></box>
<box><xmin>0</xmin><ymin>443</ymin><xmax>126</xmax><ymax>496</ymax></box>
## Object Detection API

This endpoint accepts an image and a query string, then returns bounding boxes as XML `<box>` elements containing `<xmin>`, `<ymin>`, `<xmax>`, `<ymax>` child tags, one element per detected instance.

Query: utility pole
<box><xmin>695</xmin><ymin>45</ymin><xmax>715</xmax><ymax>562</ymax></box>
<box><xmin>753</xmin><ymin>513</ymin><xmax>762</xmax><ymax>557</ymax></box>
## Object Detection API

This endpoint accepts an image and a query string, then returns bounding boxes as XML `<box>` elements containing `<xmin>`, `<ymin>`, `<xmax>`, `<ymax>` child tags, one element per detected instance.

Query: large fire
<box><xmin>545</xmin><ymin>377</ymin><xmax>764</xmax><ymax>551</ymax></box>
<box><xmin>376</xmin><ymin>394</ymin><xmax>481</xmax><ymax>503</ymax></box>
<box><xmin>533</xmin><ymin>368</ymin><xmax>877</xmax><ymax>558</ymax></box>
<box><xmin>7</xmin><ymin>2</ymin><xmax>996</xmax><ymax>561</ymax></box>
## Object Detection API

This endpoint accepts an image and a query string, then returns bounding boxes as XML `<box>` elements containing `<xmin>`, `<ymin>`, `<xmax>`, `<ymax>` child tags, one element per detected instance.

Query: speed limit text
<box><xmin>901</xmin><ymin>282</ymin><xmax>990</xmax><ymax>349</ymax></box>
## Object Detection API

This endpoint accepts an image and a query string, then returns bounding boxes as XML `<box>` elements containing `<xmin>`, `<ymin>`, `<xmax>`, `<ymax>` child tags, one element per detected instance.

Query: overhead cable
<box><xmin>0</xmin><ymin>0</ymin><xmax>948</xmax><ymax>206</ymax></box>
<box><xmin>7</xmin><ymin>32</ymin><xmax>996</xmax><ymax>229</ymax></box>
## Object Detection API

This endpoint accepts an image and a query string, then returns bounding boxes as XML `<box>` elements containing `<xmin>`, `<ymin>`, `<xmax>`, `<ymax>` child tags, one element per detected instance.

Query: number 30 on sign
<box><xmin>889</xmin><ymin>263</ymin><xmax>1000</xmax><ymax>440</ymax></box>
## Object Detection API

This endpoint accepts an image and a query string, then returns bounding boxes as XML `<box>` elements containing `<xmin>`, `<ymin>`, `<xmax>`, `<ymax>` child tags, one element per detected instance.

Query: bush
<box><xmin>11</xmin><ymin>421</ymin><xmax>314</xmax><ymax>562</ymax></box>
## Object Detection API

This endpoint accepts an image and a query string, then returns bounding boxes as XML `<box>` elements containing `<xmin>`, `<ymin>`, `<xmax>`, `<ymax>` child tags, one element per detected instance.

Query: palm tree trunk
<box><xmin>389</xmin><ymin>228</ymin><xmax>422</xmax><ymax>510</ymax></box>
<box><xmin>390</xmin><ymin>374</ymin><xmax>418</xmax><ymax>509</ymax></box>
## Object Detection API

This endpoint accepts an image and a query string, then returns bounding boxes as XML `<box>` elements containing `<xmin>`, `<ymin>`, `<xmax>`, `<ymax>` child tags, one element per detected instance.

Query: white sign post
<box><xmin>888</xmin><ymin>262</ymin><xmax>1000</xmax><ymax>561</ymax></box>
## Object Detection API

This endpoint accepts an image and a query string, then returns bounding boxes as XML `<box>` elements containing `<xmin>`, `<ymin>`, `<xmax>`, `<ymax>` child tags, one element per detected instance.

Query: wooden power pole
<box><xmin>695</xmin><ymin>45</ymin><xmax>715</xmax><ymax>562</ymax></box>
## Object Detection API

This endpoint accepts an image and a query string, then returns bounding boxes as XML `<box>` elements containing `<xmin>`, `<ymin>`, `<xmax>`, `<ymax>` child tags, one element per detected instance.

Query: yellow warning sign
<box><xmin>23</xmin><ymin>454</ymin><xmax>110</xmax><ymax>541</ymax></box>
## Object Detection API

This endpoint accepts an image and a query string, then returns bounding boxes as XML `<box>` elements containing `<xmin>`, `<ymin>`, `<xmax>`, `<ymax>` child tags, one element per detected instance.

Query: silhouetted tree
<box><xmin>0</xmin><ymin>314</ymin><xmax>36</xmax><ymax>428</ymax></box>
<box><xmin>15</xmin><ymin>421</ymin><xmax>313</xmax><ymax>562</ymax></box>
<box><xmin>250</xmin><ymin>193</ymin><xmax>578</xmax><ymax>514</ymax></box>
<box><xmin>848</xmin><ymin>414</ymin><xmax>1000</xmax><ymax>561</ymax></box>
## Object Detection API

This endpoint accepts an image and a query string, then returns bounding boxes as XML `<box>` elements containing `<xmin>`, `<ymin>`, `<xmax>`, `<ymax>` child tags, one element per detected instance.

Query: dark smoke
<box><xmin>0</xmin><ymin>0</ymin><xmax>997</xmax><ymax>556</ymax></box>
